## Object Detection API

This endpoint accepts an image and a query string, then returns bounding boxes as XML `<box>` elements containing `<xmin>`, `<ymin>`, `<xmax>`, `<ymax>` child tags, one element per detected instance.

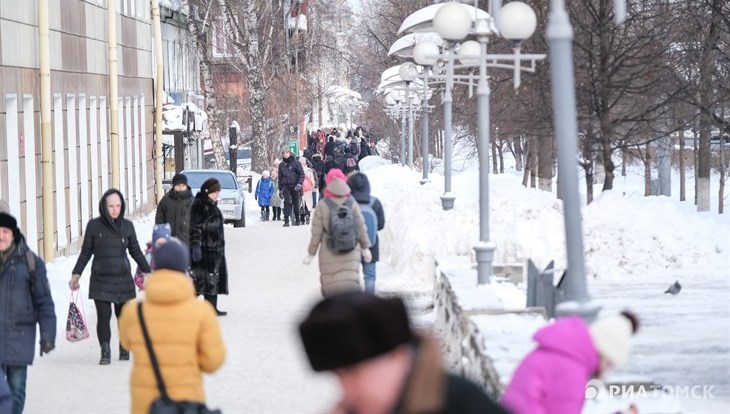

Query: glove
<box><xmin>302</xmin><ymin>255</ymin><xmax>315</xmax><ymax>265</ymax></box>
<box><xmin>69</xmin><ymin>274</ymin><xmax>81</xmax><ymax>291</ymax></box>
<box><xmin>39</xmin><ymin>340</ymin><xmax>55</xmax><ymax>356</ymax></box>
<box><xmin>295</xmin><ymin>184</ymin><xmax>303</xmax><ymax>192</ymax></box>
<box><xmin>191</xmin><ymin>244</ymin><xmax>202</xmax><ymax>262</ymax></box>
<box><xmin>362</xmin><ymin>249</ymin><xmax>372</xmax><ymax>263</ymax></box>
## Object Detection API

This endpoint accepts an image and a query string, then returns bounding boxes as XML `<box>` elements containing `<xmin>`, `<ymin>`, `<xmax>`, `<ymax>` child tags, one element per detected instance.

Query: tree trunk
<box><xmin>491</xmin><ymin>137</ymin><xmax>498</xmax><ymax>174</ymax></box>
<box><xmin>182</xmin><ymin>0</ymin><xmax>228</xmax><ymax>170</ymax></box>
<box><xmin>538</xmin><ymin>133</ymin><xmax>553</xmax><ymax>191</ymax></box>
<box><xmin>644</xmin><ymin>144</ymin><xmax>652</xmax><ymax>197</ymax></box>
<box><xmin>621</xmin><ymin>148</ymin><xmax>627</xmax><ymax>177</ymax></box>
<box><xmin>240</xmin><ymin>0</ymin><xmax>270</xmax><ymax>173</ymax></box>
<box><xmin>698</xmin><ymin>113</ymin><xmax>711</xmax><ymax>211</ymax></box>
<box><xmin>679</xmin><ymin>126</ymin><xmax>686</xmax><ymax>201</ymax></box>
<box><xmin>720</xmin><ymin>131</ymin><xmax>726</xmax><ymax>214</ymax></box>
<box><xmin>694</xmin><ymin>124</ymin><xmax>699</xmax><ymax>205</ymax></box>
<box><xmin>601</xmin><ymin>134</ymin><xmax>615</xmax><ymax>191</ymax></box>
<box><xmin>522</xmin><ymin>140</ymin><xmax>530</xmax><ymax>187</ymax></box>
<box><xmin>583</xmin><ymin>161</ymin><xmax>594</xmax><ymax>204</ymax></box>
<box><xmin>513</xmin><ymin>136</ymin><xmax>524</xmax><ymax>171</ymax></box>
<box><xmin>529</xmin><ymin>144</ymin><xmax>537</xmax><ymax>188</ymax></box>
<box><xmin>498</xmin><ymin>138</ymin><xmax>505</xmax><ymax>174</ymax></box>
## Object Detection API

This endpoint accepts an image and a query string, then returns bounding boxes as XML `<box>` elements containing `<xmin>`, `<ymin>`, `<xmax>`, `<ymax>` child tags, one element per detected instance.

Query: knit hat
<box><xmin>200</xmin><ymin>178</ymin><xmax>221</xmax><ymax>194</ymax></box>
<box><xmin>262</xmin><ymin>170</ymin><xmax>270</xmax><ymax>178</ymax></box>
<box><xmin>299</xmin><ymin>291</ymin><xmax>414</xmax><ymax>372</ymax></box>
<box><xmin>152</xmin><ymin>238</ymin><xmax>189</xmax><ymax>274</ymax></box>
<box><xmin>324</xmin><ymin>169</ymin><xmax>350</xmax><ymax>197</ymax></box>
<box><xmin>172</xmin><ymin>173</ymin><xmax>188</xmax><ymax>187</ymax></box>
<box><xmin>281</xmin><ymin>146</ymin><xmax>291</xmax><ymax>155</ymax></box>
<box><xmin>151</xmin><ymin>223</ymin><xmax>172</xmax><ymax>252</ymax></box>
<box><xmin>0</xmin><ymin>212</ymin><xmax>17</xmax><ymax>232</ymax></box>
<box><xmin>589</xmin><ymin>311</ymin><xmax>639</xmax><ymax>368</ymax></box>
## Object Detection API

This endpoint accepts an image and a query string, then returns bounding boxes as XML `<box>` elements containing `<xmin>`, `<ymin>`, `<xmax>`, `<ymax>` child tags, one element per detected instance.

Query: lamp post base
<box><xmin>474</xmin><ymin>241</ymin><xmax>496</xmax><ymax>285</ymax></box>
<box><xmin>555</xmin><ymin>300</ymin><xmax>602</xmax><ymax>323</ymax></box>
<box><xmin>419</xmin><ymin>178</ymin><xmax>431</xmax><ymax>185</ymax></box>
<box><xmin>440</xmin><ymin>194</ymin><xmax>456</xmax><ymax>210</ymax></box>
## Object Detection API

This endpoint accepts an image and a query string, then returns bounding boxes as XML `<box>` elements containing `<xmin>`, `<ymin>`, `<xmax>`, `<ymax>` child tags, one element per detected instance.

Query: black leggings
<box><xmin>260</xmin><ymin>206</ymin><xmax>270</xmax><ymax>214</ymax></box>
<box><xmin>282</xmin><ymin>186</ymin><xmax>301</xmax><ymax>222</ymax></box>
<box><xmin>94</xmin><ymin>300</ymin><xmax>124</xmax><ymax>345</ymax></box>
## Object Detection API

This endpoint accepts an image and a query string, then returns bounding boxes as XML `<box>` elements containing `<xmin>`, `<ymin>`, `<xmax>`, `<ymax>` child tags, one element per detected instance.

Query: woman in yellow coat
<box><xmin>119</xmin><ymin>239</ymin><xmax>226</xmax><ymax>414</ymax></box>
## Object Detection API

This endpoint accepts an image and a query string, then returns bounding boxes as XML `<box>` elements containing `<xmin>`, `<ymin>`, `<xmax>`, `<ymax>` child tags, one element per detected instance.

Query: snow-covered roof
<box><xmin>397</xmin><ymin>3</ymin><xmax>495</xmax><ymax>35</ymax></box>
<box><xmin>159</xmin><ymin>0</ymin><xmax>183</xmax><ymax>12</ymax></box>
<box><xmin>162</xmin><ymin>102</ymin><xmax>208</xmax><ymax>133</ymax></box>
<box><xmin>388</xmin><ymin>32</ymin><xmax>444</xmax><ymax>57</ymax></box>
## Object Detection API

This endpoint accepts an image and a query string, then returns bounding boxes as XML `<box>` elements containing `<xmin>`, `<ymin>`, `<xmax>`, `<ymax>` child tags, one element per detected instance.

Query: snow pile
<box><xmin>365</xmin><ymin>164</ymin><xmax>729</xmax><ymax>289</ymax></box>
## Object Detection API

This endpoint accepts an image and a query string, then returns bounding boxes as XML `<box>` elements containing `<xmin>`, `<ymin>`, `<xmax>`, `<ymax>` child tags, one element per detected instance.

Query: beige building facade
<box><xmin>0</xmin><ymin>0</ymin><xmax>155</xmax><ymax>257</ymax></box>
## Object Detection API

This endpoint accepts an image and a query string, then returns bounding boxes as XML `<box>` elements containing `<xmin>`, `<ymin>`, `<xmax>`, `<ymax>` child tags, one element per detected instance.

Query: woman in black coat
<box><xmin>70</xmin><ymin>189</ymin><xmax>150</xmax><ymax>365</ymax></box>
<box><xmin>189</xmin><ymin>178</ymin><xmax>229</xmax><ymax>316</ymax></box>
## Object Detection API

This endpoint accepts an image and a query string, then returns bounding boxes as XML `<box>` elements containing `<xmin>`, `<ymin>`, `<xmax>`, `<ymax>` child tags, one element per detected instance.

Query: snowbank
<box><xmin>365</xmin><ymin>163</ymin><xmax>729</xmax><ymax>289</ymax></box>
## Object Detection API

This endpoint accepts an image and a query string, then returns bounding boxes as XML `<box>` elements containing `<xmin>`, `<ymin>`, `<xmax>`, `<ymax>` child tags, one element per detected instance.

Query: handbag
<box><xmin>137</xmin><ymin>303</ymin><xmax>222</xmax><ymax>414</ymax></box>
<box><xmin>65</xmin><ymin>291</ymin><xmax>90</xmax><ymax>342</ymax></box>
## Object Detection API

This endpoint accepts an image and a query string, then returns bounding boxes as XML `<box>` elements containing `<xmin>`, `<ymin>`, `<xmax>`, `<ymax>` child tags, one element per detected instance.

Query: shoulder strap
<box><xmin>367</xmin><ymin>197</ymin><xmax>376</xmax><ymax>207</ymax></box>
<box><xmin>137</xmin><ymin>302</ymin><xmax>170</xmax><ymax>400</ymax></box>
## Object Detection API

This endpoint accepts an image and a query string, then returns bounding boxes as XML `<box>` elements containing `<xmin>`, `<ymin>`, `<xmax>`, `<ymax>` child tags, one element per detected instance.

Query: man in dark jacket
<box><xmin>70</xmin><ymin>189</ymin><xmax>151</xmax><ymax>365</ymax></box>
<box><xmin>324</xmin><ymin>136</ymin><xmax>336</xmax><ymax>158</ymax></box>
<box><xmin>277</xmin><ymin>147</ymin><xmax>305</xmax><ymax>227</ymax></box>
<box><xmin>310</xmin><ymin>153</ymin><xmax>325</xmax><ymax>208</ymax></box>
<box><xmin>299</xmin><ymin>292</ymin><xmax>510</xmax><ymax>414</ymax></box>
<box><xmin>155</xmin><ymin>173</ymin><xmax>193</xmax><ymax>245</ymax></box>
<box><xmin>0</xmin><ymin>211</ymin><xmax>56</xmax><ymax>414</ymax></box>
<box><xmin>346</xmin><ymin>173</ymin><xmax>384</xmax><ymax>294</ymax></box>
<box><xmin>359</xmin><ymin>138</ymin><xmax>370</xmax><ymax>161</ymax></box>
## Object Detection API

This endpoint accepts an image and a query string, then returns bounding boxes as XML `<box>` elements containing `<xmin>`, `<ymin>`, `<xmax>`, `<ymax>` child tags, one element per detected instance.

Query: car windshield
<box><xmin>184</xmin><ymin>172</ymin><xmax>238</xmax><ymax>190</ymax></box>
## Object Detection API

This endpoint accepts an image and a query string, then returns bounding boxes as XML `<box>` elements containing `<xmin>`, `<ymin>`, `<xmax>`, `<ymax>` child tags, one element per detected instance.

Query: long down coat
<box><xmin>119</xmin><ymin>269</ymin><xmax>226</xmax><ymax>414</ymax></box>
<box><xmin>189</xmin><ymin>192</ymin><xmax>229</xmax><ymax>295</ymax></box>
<box><xmin>73</xmin><ymin>189</ymin><xmax>151</xmax><ymax>303</ymax></box>
<box><xmin>307</xmin><ymin>179</ymin><xmax>370</xmax><ymax>297</ymax></box>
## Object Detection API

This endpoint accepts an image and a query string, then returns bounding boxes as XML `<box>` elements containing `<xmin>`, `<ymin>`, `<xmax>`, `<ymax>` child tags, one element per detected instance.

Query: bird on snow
<box><xmin>664</xmin><ymin>281</ymin><xmax>681</xmax><ymax>295</ymax></box>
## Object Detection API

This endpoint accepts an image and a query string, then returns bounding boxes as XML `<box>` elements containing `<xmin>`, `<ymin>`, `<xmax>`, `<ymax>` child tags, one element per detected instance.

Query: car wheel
<box><xmin>234</xmin><ymin>215</ymin><xmax>245</xmax><ymax>228</ymax></box>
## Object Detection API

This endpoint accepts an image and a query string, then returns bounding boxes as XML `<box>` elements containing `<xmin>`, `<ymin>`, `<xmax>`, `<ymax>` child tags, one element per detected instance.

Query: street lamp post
<box><xmin>420</xmin><ymin>75</ymin><xmax>430</xmax><ymax>184</ymax></box>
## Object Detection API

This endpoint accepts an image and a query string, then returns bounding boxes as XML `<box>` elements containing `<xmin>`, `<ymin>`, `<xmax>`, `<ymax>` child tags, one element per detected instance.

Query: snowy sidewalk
<box><xmin>24</xmin><ymin>218</ymin><xmax>339</xmax><ymax>413</ymax></box>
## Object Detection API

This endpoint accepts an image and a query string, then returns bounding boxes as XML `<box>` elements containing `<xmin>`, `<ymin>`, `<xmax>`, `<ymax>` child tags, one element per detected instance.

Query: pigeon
<box><xmin>664</xmin><ymin>280</ymin><xmax>681</xmax><ymax>295</ymax></box>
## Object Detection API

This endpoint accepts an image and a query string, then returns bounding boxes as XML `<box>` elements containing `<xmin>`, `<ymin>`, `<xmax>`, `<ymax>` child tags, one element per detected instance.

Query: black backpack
<box><xmin>324</xmin><ymin>198</ymin><xmax>358</xmax><ymax>253</ymax></box>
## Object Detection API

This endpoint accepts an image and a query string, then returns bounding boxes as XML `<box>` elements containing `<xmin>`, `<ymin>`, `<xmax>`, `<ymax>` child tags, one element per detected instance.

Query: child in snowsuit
<box><xmin>134</xmin><ymin>224</ymin><xmax>171</xmax><ymax>291</ymax></box>
<box><xmin>255</xmin><ymin>170</ymin><xmax>276</xmax><ymax>221</ymax></box>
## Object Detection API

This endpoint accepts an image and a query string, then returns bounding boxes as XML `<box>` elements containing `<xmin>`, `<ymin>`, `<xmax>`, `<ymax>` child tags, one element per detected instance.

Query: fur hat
<box><xmin>200</xmin><ymin>178</ymin><xmax>221</xmax><ymax>194</ymax></box>
<box><xmin>589</xmin><ymin>311</ymin><xmax>639</xmax><ymax>367</ymax></box>
<box><xmin>299</xmin><ymin>291</ymin><xmax>414</xmax><ymax>372</ymax></box>
<box><xmin>172</xmin><ymin>173</ymin><xmax>188</xmax><ymax>187</ymax></box>
<box><xmin>153</xmin><ymin>238</ymin><xmax>189</xmax><ymax>274</ymax></box>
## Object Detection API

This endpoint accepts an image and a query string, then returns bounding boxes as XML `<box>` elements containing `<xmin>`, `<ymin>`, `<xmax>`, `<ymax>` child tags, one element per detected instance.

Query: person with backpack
<box><xmin>303</xmin><ymin>169</ymin><xmax>371</xmax><ymax>297</ymax></box>
<box><xmin>0</xmin><ymin>211</ymin><xmax>56</xmax><ymax>414</ymax></box>
<box><xmin>332</xmin><ymin>144</ymin><xmax>347</xmax><ymax>174</ymax></box>
<box><xmin>347</xmin><ymin>173</ymin><xmax>385</xmax><ymax>294</ymax></box>
<box><xmin>343</xmin><ymin>146</ymin><xmax>358</xmax><ymax>174</ymax></box>
<box><xmin>255</xmin><ymin>170</ymin><xmax>276</xmax><ymax>221</ymax></box>
<box><xmin>348</xmin><ymin>136</ymin><xmax>360</xmax><ymax>159</ymax></box>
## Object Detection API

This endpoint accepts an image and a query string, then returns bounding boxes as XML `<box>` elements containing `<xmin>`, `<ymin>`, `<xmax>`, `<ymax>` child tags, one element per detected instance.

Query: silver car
<box><xmin>182</xmin><ymin>169</ymin><xmax>246</xmax><ymax>228</ymax></box>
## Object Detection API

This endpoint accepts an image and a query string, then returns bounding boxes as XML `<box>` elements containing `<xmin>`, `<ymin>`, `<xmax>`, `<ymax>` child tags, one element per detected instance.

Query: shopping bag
<box><xmin>65</xmin><ymin>291</ymin><xmax>90</xmax><ymax>342</ymax></box>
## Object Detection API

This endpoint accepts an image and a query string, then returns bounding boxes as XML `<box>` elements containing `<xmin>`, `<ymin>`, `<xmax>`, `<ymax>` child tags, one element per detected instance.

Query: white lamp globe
<box><xmin>433</xmin><ymin>2</ymin><xmax>472</xmax><ymax>41</ymax></box>
<box><xmin>498</xmin><ymin>2</ymin><xmax>537</xmax><ymax>41</ymax></box>
<box><xmin>413</xmin><ymin>41</ymin><xmax>439</xmax><ymax>66</ymax></box>
<box><xmin>398</xmin><ymin>62</ymin><xmax>419</xmax><ymax>82</ymax></box>
<box><xmin>385</xmin><ymin>94</ymin><xmax>396</xmax><ymax>106</ymax></box>
<box><xmin>457</xmin><ymin>40</ymin><xmax>481</xmax><ymax>66</ymax></box>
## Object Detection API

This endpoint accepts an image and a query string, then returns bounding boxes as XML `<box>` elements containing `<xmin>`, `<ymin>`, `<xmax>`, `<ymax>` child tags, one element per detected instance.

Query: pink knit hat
<box><xmin>324</xmin><ymin>169</ymin><xmax>350</xmax><ymax>198</ymax></box>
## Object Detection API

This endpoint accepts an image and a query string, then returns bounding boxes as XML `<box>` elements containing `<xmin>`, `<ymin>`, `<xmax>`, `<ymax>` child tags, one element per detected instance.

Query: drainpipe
<box><xmin>152</xmin><ymin>0</ymin><xmax>165</xmax><ymax>202</ymax></box>
<box><xmin>39</xmin><ymin>0</ymin><xmax>54</xmax><ymax>260</ymax></box>
<box><xmin>108</xmin><ymin>0</ymin><xmax>120</xmax><ymax>189</ymax></box>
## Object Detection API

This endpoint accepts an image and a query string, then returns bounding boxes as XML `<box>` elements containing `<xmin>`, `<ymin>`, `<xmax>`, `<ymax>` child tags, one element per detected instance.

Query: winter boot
<box><xmin>306</xmin><ymin>214</ymin><xmax>310</xmax><ymax>225</ymax></box>
<box><xmin>261</xmin><ymin>210</ymin><xmax>266</xmax><ymax>221</ymax></box>
<box><xmin>205</xmin><ymin>295</ymin><xmax>227</xmax><ymax>317</ymax></box>
<box><xmin>283</xmin><ymin>218</ymin><xmax>290</xmax><ymax>227</ymax></box>
<box><xmin>265</xmin><ymin>211</ymin><xmax>271</xmax><ymax>221</ymax></box>
<box><xmin>119</xmin><ymin>345</ymin><xmax>130</xmax><ymax>361</ymax></box>
<box><xmin>100</xmin><ymin>342</ymin><xmax>111</xmax><ymax>365</ymax></box>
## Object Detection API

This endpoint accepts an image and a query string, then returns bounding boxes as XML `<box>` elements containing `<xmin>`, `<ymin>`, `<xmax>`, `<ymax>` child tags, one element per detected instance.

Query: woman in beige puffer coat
<box><xmin>304</xmin><ymin>169</ymin><xmax>371</xmax><ymax>296</ymax></box>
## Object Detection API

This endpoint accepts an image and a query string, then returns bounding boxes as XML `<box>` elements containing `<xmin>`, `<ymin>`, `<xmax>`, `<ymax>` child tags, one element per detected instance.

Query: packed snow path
<box><xmin>25</xmin><ymin>221</ymin><xmax>340</xmax><ymax>413</ymax></box>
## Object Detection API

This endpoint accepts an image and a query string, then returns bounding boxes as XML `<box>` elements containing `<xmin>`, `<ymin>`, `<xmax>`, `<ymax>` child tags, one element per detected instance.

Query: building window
<box><xmin>212</xmin><ymin>16</ymin><xmax>237</xmax><ymax>58</ymax></box>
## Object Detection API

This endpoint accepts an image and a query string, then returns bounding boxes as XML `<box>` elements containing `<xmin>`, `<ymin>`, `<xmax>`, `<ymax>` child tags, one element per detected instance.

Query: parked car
<box><xmin>182</xmin><ymin>169</ymin><xmax>246</xmax><ymax>228</ymax></box>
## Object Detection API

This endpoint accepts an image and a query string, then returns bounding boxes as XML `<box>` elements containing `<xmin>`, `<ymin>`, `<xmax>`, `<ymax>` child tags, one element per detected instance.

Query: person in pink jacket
<box><xmin>501</xmin><ymin>311</ymin><xmax>639</xmax><ymax>414</ymax></box>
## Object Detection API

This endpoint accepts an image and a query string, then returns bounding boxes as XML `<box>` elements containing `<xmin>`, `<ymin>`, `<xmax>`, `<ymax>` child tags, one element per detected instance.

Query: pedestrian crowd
<box><xmin>1</xmin><ymin>124</ymin><xmax>641</xmax><ymax>414</ymax></box>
